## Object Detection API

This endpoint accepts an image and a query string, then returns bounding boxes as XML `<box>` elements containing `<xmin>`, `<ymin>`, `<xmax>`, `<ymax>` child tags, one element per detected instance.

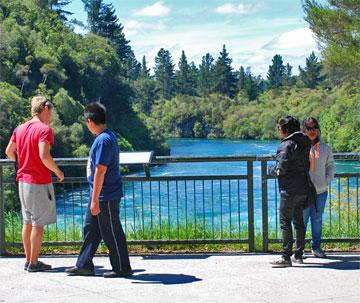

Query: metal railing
<box><xmin>0</xmin><ymin>153</ymin><xmax>359</xmax><ymax>255</ymax></box>
<box><xmin>261</xmin><ymin>153</ymin><xmax>360</xmax><ymax>251</ymax></box>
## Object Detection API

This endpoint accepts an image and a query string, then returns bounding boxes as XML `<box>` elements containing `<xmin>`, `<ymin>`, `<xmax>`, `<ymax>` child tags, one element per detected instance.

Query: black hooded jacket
<box><xmin>270</xmin><ymin>131</ymin><xmax>311</xmax><ymax>194</ymax></box>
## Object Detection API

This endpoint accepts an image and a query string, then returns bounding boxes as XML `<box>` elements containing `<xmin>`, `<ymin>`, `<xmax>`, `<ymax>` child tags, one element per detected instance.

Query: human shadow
<box><xmin>127</xmin><ymin>272</ymin><xmax>202</xmax><ymax>285</ymax></box>
<box><xmin>141</xmin><ymin>254</ymin><xmax>210</xmax><ymax>260</ymax></box>
<box><xmin>299</xmin><ymin>255</ymin><xmax>360</xmax><ymax>270</ymax></box>
<box><xmin>47</xmin><ymin>265</ymin><xmax>105</xmax><ymax>274</ymax></box>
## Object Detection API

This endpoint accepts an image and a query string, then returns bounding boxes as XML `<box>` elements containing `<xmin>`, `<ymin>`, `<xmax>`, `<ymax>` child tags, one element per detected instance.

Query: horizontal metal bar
<box><xmin>153</xmin><ymin>155</ymin><xmax>258</xmax><ymax>163</ymax></box>
<box><xmin>5</xmin><ymin>239</ymin><xmax>250</xmax><ymax>247</ymax></box>
<box><xmin>265</xmin><ymin>172</ymin><xmax>360</xmax><ymax>180</ymax></box>
<box><xmin>268</xmin><ymin>238</ymin><xmax>360</xmax><ymax>244</ymax></box>
<box><xmin>1</xmin><ymin>152</ymin><xmax>358</xmax><ymax>167</ymax></box>
<box><xmin>123</xmin><ymin>175</ymin><xmax>248</xmax><ymax>181</ymax></box>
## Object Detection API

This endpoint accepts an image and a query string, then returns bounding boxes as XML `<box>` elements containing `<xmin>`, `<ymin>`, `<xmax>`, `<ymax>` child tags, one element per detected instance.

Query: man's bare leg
<box><xmin>29</xmin><ymin>226</ymin><xmax>44</xmax><ymax>264</ymax></box>
<box><xmin>22</xmin><ymin>224</ymin><xmax>32</xmax><ymax>263</ymax></box>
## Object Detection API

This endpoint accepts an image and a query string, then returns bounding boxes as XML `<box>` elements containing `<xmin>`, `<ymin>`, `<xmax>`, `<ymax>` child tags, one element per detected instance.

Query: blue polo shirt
<box><xmin>87</xmin><ymin>129</ymin><xmax>123</xmax><ymax>201</ymax></box>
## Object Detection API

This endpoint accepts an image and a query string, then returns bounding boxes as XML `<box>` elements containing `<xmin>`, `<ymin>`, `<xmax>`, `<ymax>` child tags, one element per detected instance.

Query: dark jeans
<box><xmin>280</xmin><ymin>192</ymin><xmax>307</xmax><ymax>260</ymax></box>
<box><xmin>76</xmin><ymin>200</ymin><xmax>131</xmax><ymax>272</ymax></box>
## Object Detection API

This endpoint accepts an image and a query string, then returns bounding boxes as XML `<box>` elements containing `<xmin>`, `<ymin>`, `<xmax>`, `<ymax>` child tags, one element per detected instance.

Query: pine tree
<box><xmin>82</xmin><ymin>0</ymin><xmax>101</xmax><ymax>33</ymax></box>
<box><xmin>34</xmin><ymin>1</ymin><xmax>73</xmax><ymax>21</ymax></box>
<box><xmin>213</xmin><ymin>45</ymin><xmax>237</xmax><ymax>97</ymax></box>
<box><xmin>140</xmin><ymin>56</ymin><xmax>150</xmax><ymax>78</ymax></box>
<box><xmin>283</xmin><ymin>63</ymin><xmax>295</xmax><ymax>86</ymax></box>
<box><xmin>242</xmin><ymin>68</ymin><xmax>261</xmax><ymax>101</ymax></box>
<box><xmin>267</xmin><ymin>54</ymin><xmax>286</xmax><ymax>89</ymax></box>
<box><xmin>175</xmin><ymin>50</ymin><xmax>194</xmax><ymax>95</ymax></box>
<box><xmin>134</xmin><ymin>56</ymin><xmax>157</xmax><ymax>113</ymax></box>
<box><xmin>188</xmin><ymin>61</ymin><xmax>198</xmax><ymax>96</ymax></box>
<box><xmin>303</xmin><ymin>0</ymin><xmax>360</xmax><ymax>83</ymax></box>
<box><xmin>238</xmin><ymin>66</ymin><xmax>246</xmax><ymax>91</ymax></box>
<box><xmin>50</xmin><ymin>1</ymin><xmax>72</xmax><ymax>21</ymax></box>
<box><xmin>154</xmin><ymin>48</ymin><xmax>175</xmax><ymax>100</ymax></box>
<box><xmin>82</xmin><ymin>0</ymin><xmax>139</xmax><ymax>79</ymax></box>
<box><xmin>299</xmin><ymin>51</ymin><xmax>324</xmax><ymax>88</ymax></box>
<box><xmin>198</xmin><ymin>53</ymin><xmax>214</xmax><ymax>96</ymax></box>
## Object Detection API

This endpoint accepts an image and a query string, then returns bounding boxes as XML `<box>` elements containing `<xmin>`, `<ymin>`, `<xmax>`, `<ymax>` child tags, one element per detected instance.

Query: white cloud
<box><xmin>263</xmin><ymin>27</ymin><xmax>317</xmax><ymax>51</ymax></box>
<box><xmin>133</xmin><ymin>2</ymin><xmax>170</xmax><ymax>17</ymax></box>
<box><xmin>215</xmin><ymin>2</ymin><xmax>262</xmax><ymax>15</ymax></box>
<box><xmin>127</xmin><ymin>19</ymin><xmax>318</xmax><ymax>77</ymax></box>
<box><xmin>124</xmin><ymin>20</ymin><xmax>167</xmax><ymax>37</ymax></box>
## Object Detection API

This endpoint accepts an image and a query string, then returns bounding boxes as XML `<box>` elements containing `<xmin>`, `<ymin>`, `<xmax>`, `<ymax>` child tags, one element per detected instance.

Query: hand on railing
<box><xmin>268</xmin><ymin>165</ymin><xmax>278</xmax><ymax>177</ymax></box>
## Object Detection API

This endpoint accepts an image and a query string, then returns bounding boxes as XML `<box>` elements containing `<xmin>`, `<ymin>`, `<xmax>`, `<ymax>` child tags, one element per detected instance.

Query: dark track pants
<box><xmin>76</xmin><ymin>200</ymin><xmax>131</xmax><ymax>272</ymax></box>
<box><xmin>280</xmin><ymin>192</ymin><xmax>307</xmax><ymax>260</ymax></box>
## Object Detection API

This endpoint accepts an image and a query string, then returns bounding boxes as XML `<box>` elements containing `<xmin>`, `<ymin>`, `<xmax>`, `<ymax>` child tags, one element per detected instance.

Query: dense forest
<box><xmin>0</xmin><ymin>0</ymin><xmax>359</xmax><ymax>157</ymax></box>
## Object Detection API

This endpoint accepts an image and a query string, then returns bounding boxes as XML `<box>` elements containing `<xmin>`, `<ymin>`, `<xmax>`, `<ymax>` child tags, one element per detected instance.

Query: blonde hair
<box><xmin>31</xmin><ymin>96</ymin><xmax>52</xmax><ymax>116</ymax></box>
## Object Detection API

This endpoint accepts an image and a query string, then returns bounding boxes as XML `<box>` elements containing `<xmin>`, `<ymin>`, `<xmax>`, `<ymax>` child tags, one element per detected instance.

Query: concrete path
<box><xmin>0</xmin><ymin>253</ymin><xmax>359</xmax><ymax>303</ymax></box>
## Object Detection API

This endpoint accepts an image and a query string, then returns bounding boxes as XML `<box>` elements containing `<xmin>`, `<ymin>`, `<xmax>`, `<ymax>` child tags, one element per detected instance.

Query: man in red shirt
<box><xmin>6</xmin><ymin>96</ymin><xmax>64</xmax><ymax>272</ymax></box>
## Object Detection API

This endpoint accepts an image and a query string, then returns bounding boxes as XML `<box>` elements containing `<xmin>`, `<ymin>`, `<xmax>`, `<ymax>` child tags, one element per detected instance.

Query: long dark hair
<box><xmin>303</xmin><ymin>116</ymin><xmax>321</xmax><ymax>141</ymax></box>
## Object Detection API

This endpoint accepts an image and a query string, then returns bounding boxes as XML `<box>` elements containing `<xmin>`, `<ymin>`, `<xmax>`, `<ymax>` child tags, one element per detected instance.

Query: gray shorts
<box><xmin>18</xmin><ymin>182</ymin><xmax>56</xmax><ymax>226</ymax></box>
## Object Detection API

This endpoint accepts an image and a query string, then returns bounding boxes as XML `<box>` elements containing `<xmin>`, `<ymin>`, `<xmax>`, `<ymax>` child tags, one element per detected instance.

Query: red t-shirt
<box><xmin>11</xmin><ymin>121</ymin><xmax>54</xmax><ymax>184</ymax></box>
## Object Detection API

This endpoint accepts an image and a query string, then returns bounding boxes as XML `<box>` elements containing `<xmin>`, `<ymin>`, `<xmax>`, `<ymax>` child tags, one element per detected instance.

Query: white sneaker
<box><xmin>312</xmin><ymin>248</ymin><xmax>326</xmax><ymax>258</ymax></box>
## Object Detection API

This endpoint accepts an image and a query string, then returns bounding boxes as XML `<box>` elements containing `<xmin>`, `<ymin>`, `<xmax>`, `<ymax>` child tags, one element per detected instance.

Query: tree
<box><xmin>82</xmin><ymin>0</ymin><xmax>101</xmax><ymax>33</ymax></box>
<box><xmin>237</xmin><ymin>66</ymin><xmax>246</xmax><ymax>91</ymax></box>
<box><xmin>175</xmin><ymin>50</ymin><xmax>194</xmax><ymax>95</ymax></box>
<box><xmin>133</xmin><ymin>56</ymin><xmax>157</xmax><ymax>113</ymax></box>
<box><xmin>0</xmin><ymin>83</ymin><xmax>28</xmax><ymax>157</ymax></box>
<box><xmin>267</xmin><ymin>54</ymin><xmax>286</xmax><ymax>89</ymax></box>
<box><xmin>50</xmin><ymin>0</ymin><xmax>73</xmax><ymax>21</ymax></box>
<box><xmin>239</xmin><ymin>67</ymin><xmax>262</xmax><ymax>101</ymax></box>
<box><xmin>198</xmin><ymin>53</ymin><xmax>214</xmax><ymax>95</ymax></box>
<box><xmin>188</xmin><ymin>62</ymin><xmax>198</xmax><ymax>96</ymax></box>
<box><xmin>299</xmin><ymin>51</ymin><xmax>324</xmax><ymax>88</ymax></box>
<box><xmin>213</xmin><ymin>45</ymin><xmax>237</xmax><ymax>97</ymax></box>
<box><xmin>139</xmin><ymin>55</ymin><xmax>150</xmax><ymax>78</ymax></box>
<box><xmin>154</xmin><ymin>48</ymin><xmax>175</xmax><ymax>99</ymax></box>
<box><xmin>283</xmin><ymin>63</ymin><xmax>295</xmax><ymax>86</ymax></box>
<box><xmin>303</xmin><ymin>0</ymin><xmax>360</xmax><ymax>83</ymax></box>
<box><xmin>82</xmin><ymin>0</ymin><xmax>139</xmax><ymax>78</ymax></box>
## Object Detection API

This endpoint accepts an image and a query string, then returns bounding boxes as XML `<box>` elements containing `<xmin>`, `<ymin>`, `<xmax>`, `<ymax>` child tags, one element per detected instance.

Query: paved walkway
<box><xmin>0</xmin><ymin>253</ymin><xmax>359</xmax><ymax>303</ymax></box>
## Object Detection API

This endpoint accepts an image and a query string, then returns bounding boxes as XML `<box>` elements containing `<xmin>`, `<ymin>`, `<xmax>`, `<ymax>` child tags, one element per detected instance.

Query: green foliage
<box><xmin>298</xmin><ymin>52</ymin><xmax>325</xmax><ymax>88</ymax></box>
<box><xmin>175</xmin><ymin>51</ymin><xmax>197</xmax><ymax>96</ymax></box>
<box><xmin>144</xmin><ymin>84</ymin><xmax>359</xmax><ymax>151</ymax></box>
<box><xmin>320</xmin><ymin>83</ymin><xmax>360</xmax><ymax>151</ymax></box>
<box><xmin>213</xmin><ymin>45</ymin><xmax>237</xmax><ymax>97</ymax></box>
<box><xmin>154</xmin><ymin>48</ymin><xmax>175</xmax><ymax>100</ymax></box>
<box><xmin>0</xmin><ymin>82</ymin><xmax>29</xmax><ymax>155</ymax></box>
<box><xmin>267</xmin><ymin>54</ymin><xmax>286</xmax><ymax>89</ymax></box>
<box><xmin>53</xmin><ymin>88</ymin><xmax>83</xmax><ymax>125</ymax></box>
<box><xmin>303</xmin><ymin>0</ymin><xmax>360</xmax><ymax>83</ymax></box>
<box><xmin>0</xmin><ymin>0</ymin><xmax>165</xmax><ymax>160</ymax></box>
<box><xmin>198</xmin><ymin>53</ymin><xmax>215</xmax><ymax>96</ymax></box>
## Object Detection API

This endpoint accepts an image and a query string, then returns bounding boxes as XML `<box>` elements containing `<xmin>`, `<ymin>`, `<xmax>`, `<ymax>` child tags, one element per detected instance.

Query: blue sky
<box><xmin>66</xmin><ymin>1</ymin><xmax>319</xmax><ymax>76</ymax></box>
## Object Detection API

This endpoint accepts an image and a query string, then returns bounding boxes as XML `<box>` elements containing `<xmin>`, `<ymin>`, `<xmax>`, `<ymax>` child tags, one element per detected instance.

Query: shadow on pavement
<box><xmin>128</xmin><ymin>272</ymin><xmax>202</xmax><ymax>285</ymax></box>
<box><xmin>47</xmin><ymin>265</ymin><xmax>104</xmax><ymax>274</ymax></box>
<box><xmin>141</xmin><ymin>254</ymin><xmax>210</xmax><ymax>260</ymax></box>
<box><xmin>300</xmin><ymin>255</ymin><xmax>360</xmax><ymax>270</ymax></box>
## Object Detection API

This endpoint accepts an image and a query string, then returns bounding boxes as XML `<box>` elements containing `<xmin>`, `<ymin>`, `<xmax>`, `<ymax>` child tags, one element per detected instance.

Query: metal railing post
<box><xmin>261</xmin><ymin>160</ymin><xmax>269</xmax><ymax>252</ymax></box>
<box><xmin>247</xmin><ymin>160</ymin><xmax>255</xmax><ymax>252</ymax></box>
<box><xmin>0</xmin><ymin>165</ymin><xmax>6</xmax><ymax>256</ymax></box>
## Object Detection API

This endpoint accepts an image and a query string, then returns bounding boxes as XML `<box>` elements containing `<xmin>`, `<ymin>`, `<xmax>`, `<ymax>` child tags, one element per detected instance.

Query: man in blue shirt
<box><xmin>66</xmin><ymin>103</ymin><xmax>132</xmax><ymax>278</ymax></box>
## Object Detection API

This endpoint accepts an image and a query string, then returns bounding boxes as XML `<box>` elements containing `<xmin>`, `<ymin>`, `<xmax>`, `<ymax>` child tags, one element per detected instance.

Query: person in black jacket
<box><xmin>269</xmin><ymin>116</ymin><xmax>311</xmax><ymax>268</ymax></box>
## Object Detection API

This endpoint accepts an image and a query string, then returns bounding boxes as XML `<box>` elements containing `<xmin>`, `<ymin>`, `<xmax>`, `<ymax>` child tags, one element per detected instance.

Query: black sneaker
<box><xmin>24</xmin><ymin>261</ymin><xmax>29</xmax><ymax>271</ymax></box>
<box><xmin>27</xmin><ymin>261</ymin><xmax>52</xmax><ymax>272</ymax></box>
<box><xmin>270</xmin><ymin>257</ymin><xmax>292</xmax><ymax>268</ymax></box>
<box><xmin>65</xmin><ymin>266</ymin><xmax>95</xmax><ymax>276</ymax></box>
<box><xmin>103</xmin><ymin>269</ymin><xmax>133</xmax><ymax>278</ymax></box>
<box><xmin>291</xmin><ymin>256</ymin><xmax>304</xmax><ymax>264</ymax></box>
